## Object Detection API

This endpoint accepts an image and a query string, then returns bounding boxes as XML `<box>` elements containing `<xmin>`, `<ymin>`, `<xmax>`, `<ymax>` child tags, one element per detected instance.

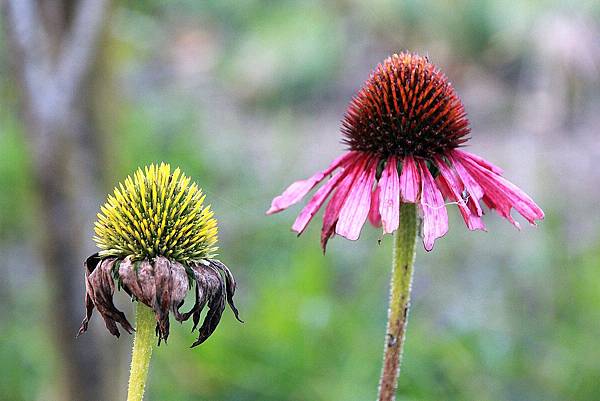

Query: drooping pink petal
<box><xmin>368</xmin><ymin>184</ymin><xmax>382</xmax><ymax>227</ymax></box>
<box><xmin>448</xmin><ymin>152</ymin><xmax>484</xmax><ymax>216</ymax></box>
<box><xmin>378</xmin><ymin>156</ymin><xmax>400</xmax><ymax>233</ymax></box>
<box><xmin>435</xmin><ymin>173</ymin><xmax>453</xmax><ymax>200</ymax></box>
<box><xmin>321</xmin><ymin>188</ymin><xmax>346</xmax><ymax>250</ymax></box>
<box><xmin>321</xmin><ymin>155</ymin><xmax>369</xmax><ymax>251</ymax></box>
<box><xmin>292</xmin><ymin>168</ymin><xmax>347</xmax><ymax>234</ymax></box>
<box><xmin>454</xmin><ymin>152</ymin><xmax>544</xmax><ymax>227</ymax></box>
<box><xmin>399</xmin><ymin>155</ymin><xmax>420</xmax><ymax>202</ymax></box>
<box><xmin>267</xmin><ymin>151</ymin><xmax>356</xmax><ymax>214</ymax></box>
<box><xmin>336</xmin><ymin>157</ymin><xmax>378</xmax><ymax>240</ymax></box>
<box><xmin>453</xmin><ymin>149</ymin><xmax>503</xmax><ymax>175</ymax></box>
<box><xmin>434</xmin><ymin>156</ymin><xmax>485</xmax><ymax>231</ymax></box>
<box><xmin>418</xmin><ymin>159</ymin><xmax>449</xmax><ymax>251</ymax></box>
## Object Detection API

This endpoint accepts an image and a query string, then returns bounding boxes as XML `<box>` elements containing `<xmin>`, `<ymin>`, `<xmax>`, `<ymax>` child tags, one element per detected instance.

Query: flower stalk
<box><xmin>378</xmin><ymin>202</ymin><xmax>418</xmax><ymax>401</ymax></box>
<box><xmin>127</xmin><ymin>303</ymin><xmax>155</xmax><ymax>401</ymax></box>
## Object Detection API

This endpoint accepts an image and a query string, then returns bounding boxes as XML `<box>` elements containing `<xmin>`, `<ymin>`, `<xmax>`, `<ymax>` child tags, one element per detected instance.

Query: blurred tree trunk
<box><xmin>2</xmin><ymin>1</ymin><xmax>111</xmax><ymax>400</ymax></box>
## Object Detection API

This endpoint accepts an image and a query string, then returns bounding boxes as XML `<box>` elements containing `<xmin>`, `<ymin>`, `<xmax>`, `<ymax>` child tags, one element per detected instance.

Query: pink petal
<box><xmin>321</xmin><ymin>155</ymin><xmax>369</xmax><ymax>251</ymax></box>
<box><xmin>435</xmin><ymin>173</ymin><xmax>453</xmax><ymax>200</ymax></box>
<box><xmin>368</xmin><ymin>184</ymin><xmax>382</xmax><ymax>228</ymax></box>
<box><xmin>435</xmin><ymin>156</ymin><xmax>485</xmax><ymax>231</ymax></box>
<box><xmin>448</xmin><ymin>152</ymin><xmax>484</xmax><ymax>216</ymax></box>
<box><xmin>292</xmin><ymin>168</ymin><xmax>347</xmax><ymax>234</ymax></box>
<box><xmin>456</xmin><ymin>153</ymin><xmax>544</xmax><ymax>227</ymax></box>
<box><xmin>399</xmin><ymin>155</ymin><xmax>420</xmax><ymax>202</ymax></box>
<box><xmin>453</xmin><ymin>149</ymin><xmax>503</xmax><ymax>175</ymax></box>
<box><xmin>336</xmin><ymin>157</ymin><xmax>378</xmax><ymax>240</ymax></box>
<box><xmin>378</xmin><ymin>156</ymin><xmax>400</xmax><ymax>233</ymax></box>
<box><xmin>418</xmin><ymin>159</ymin><xmax>449</xmax><ymax>251</ymax></box>
<box><xmin>267</xmin><ymin>151</ymin><xmax>356</xmax><ymax>214</ymax></box>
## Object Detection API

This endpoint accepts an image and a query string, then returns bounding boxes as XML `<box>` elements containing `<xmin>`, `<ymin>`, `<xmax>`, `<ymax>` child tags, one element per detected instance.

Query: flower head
<box><xmin>267</xmin><ymin>52</ymin><xmax>544</xmax><ymax>251</ymax></box>
<box><xmin>94</xmin><ymin>163</ymin><xmax>217</xmax><ymax>263</ymax></box>
<box><xmin>79</xmin><ymin>163</ymin><xmax>241</xmax><ymax>347</ymax></box>
<box><xmin>341</xmin><ymin>53</ymin><xmax>469</xmax><ymax>159</ymax></box>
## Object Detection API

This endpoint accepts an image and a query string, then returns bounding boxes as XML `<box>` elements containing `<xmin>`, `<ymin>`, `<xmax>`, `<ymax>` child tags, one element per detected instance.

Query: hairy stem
<box><xmin>377</xmin><ymin>202</ymin><xmax>418</xmax><ymax>401</ymax></box>
<box><xmin>127</xmin><ymin>303</ymin><xmax>155</xmax><ymax>401</ymax></box>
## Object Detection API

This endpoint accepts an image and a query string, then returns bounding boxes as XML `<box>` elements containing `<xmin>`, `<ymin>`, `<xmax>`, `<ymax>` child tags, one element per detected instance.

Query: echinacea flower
<box><xmin>267</xmin><ymin>52</ymin><xmax>544</xmax><ymax>251</ymax></box>
<box><xmin>268</xmin><ymin>52</ymin><xmax>544</xmax><ymax>401</ymax></box>
<box><xmin>78</xmin><ymin>163</ymin><xmax>242</xmax><ymax>347</ymax></box>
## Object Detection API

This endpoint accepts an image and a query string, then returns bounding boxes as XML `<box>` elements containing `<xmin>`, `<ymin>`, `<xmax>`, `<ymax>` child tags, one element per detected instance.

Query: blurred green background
<box><xmin>1</xmin><ymin>1</ymin><xmax>600</xmax><ymax>400</ymax></box>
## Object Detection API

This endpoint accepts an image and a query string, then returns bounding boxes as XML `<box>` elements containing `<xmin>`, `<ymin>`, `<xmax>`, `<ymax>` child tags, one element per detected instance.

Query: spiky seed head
<box><xmin>342</xmin><ymin>52</ymin><xmax>470</xmax><ymax>159</ymax></box>
<box><xmin>93</xmin><ymin>163</ymin><xmax>218</xmax><ymax>263</ymax></box>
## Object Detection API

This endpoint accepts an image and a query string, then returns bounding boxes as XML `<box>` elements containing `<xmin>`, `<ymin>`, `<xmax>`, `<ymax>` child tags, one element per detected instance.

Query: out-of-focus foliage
<box><xmin>1</xmin><ymin>0</ymin><xmax>600</xmax><ymax>400</ymax></box>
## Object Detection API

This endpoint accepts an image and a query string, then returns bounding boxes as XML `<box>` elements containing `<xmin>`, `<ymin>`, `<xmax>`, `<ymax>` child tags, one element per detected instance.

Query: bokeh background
<box><xmin>1</xmin><ymin>1</ymin><xmax>600</xmax><ymax>400</ymax></box>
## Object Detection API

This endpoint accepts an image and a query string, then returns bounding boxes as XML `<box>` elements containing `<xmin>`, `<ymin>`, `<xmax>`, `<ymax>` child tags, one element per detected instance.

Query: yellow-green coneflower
<box><xmin>93</xmin><ymin>162</ymin><xmax>218</xmax><ymax>263</ymax></box>
<box><xmin>78</xmin><ymin>163</ymin><xmax>241</xmax><ymax>401</ymax></box>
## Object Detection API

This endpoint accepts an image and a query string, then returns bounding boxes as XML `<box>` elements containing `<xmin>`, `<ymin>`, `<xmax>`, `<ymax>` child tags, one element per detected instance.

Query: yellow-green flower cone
<box><xmin>94</xmin><ymin>162</ymin><xmax>218</xmax><ymax>263</ymax></box>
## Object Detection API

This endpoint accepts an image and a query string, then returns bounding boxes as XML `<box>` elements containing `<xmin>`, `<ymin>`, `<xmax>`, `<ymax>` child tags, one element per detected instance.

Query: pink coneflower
<box><xmin>267</xmin><ymin>52</ymin><xmax>543</xmax><ymax>251</ymax></box>
<box><xmin>267</xmin><ymin>52</ymin><xmax>544</xmax><ymax>401</ymax></box>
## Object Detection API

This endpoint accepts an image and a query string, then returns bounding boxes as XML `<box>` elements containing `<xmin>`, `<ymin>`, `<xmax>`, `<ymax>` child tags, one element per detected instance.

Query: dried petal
<box><xmin>154</xmin><ymin>256</ymin><xmax>172</xmax><ymax>342</ymax></box>
<box><xmin>79</xmin><ymin>254</ymin><xmax>133</xmax><ymax>337</ymax></box>
<box><xmin>77</xmin><ymin>254</ymin><xmax>102</xmax><ymax>337</ymax></box>
<box><xmin>190</xmin><ymin>261</ymin><xmax>226</xmax><ymax>347</ymax></box>
<box><xmin>80</xmin><ymin>253</ymin><xmax>241</xmax><ymax>347</ymax></box>
<box><xmin>177</xmin><ymin>270</ymin><xmax>206</xmax><ymax>325</ymax></box>
<box><xmin>208</xmin><ymin>259</ymin><xmax>243</xmax><ymax>323</ymax></box>
<box><xmin>170</xmin><ymin>261</ymin><xmax>191</xmax><ymax>322</ymax></box>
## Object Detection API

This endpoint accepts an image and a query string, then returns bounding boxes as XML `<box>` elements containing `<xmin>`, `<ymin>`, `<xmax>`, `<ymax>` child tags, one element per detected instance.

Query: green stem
<box><xmin>127</xmin><ymin>303</ymin><xmax>155</xmax><ymax>401</ymax></box>
<box><xmin>377</xmin><ymin>202</ymin><xmax>418</xmax><ymax>401</ymax></box>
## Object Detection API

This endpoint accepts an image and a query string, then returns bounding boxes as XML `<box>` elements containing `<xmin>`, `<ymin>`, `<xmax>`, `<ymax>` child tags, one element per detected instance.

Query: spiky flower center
<box><xmin>94</xmin><ymin>163</ymin><xmax>217</xmax><ymax>263</ymax></box>
<box><xmin>342</xmin><ymin>52</ymin><xmax>470</xmax><ymax>159</ymax></box>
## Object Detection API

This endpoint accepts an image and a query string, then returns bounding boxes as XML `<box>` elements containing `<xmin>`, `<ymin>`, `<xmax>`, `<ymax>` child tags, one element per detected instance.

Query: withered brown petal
<box><xmin>189</xmin><ymin>264</ymin><xmax>213</xmax><ymax>331</ymax></box>
<box><xmin>170</xmin><ymin>260</ymin><xmax>191</xmax><ymax>322</ymax></box>
<box><xmin>80</xmin><ymin>254</ymin><xmax>241</xmax><ymax>346</ymax></box>
<box><xmin>190</xmin><ymin>262</ymin><xmax>226</xmax><ymax>347</ymax></box>
<box><xmin>176</xmin><ymin>272</ymin><xmax>204</xmax><ymax>327</ymax></box>
<box><xmin>77</xmin><ymin>253</ymin><xmax>102</xmax><ymax>337</ymax></box>
<box><xmin>81</xmin><ymin>256</ymin><xmax>133</xmax><ymax>337</ymax></box>
<box><xmin>208</xmin><ymin>259</ymin><xmax>243</xmax><ymax>323</ymax></box>
<box><xmin>119</xmin><ymin>258</ymin><xmax>156</xmax><ymax>307</ymax></box>
<box><xmin>153</xmin><ymin>256</ymin><xmax>172</xmax><ymax>343</ymax></box>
